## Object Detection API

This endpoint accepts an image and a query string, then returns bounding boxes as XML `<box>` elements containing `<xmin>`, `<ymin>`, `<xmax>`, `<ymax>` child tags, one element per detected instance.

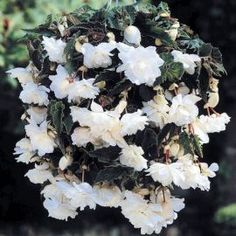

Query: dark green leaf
<box><xmin>107</xmin><ymin>5</ymin><xmax>137</xmax><ymax>30</ymax></box>
<box><xmin>108</xmin><ymin>79</ymin><xmax>132</xmax><ymax>96</ymax></box>
<box><xmin>94</xmin><ymin>70</ymin><xmax>120</xmax><ymax>84</ymax></box>
<box><xmin>89</xmin><ymin>146</ymin><xmax>121</xmax><ymax>163</ymax></box>
<box><xmin>147</xmin><ymin>25</ymin><xmax>174</xmax><ymax>46</ymax></box>
<box><xmin>192</xmin><ymin>135</ymin><xmax>203</xmax><ymax>158</ymax></box>
<box><xmin>95</xmin><ymin>166</ymin><xmax>133</xmax><ymax>183</ymax></box>
<box><xmin>63</xmin><ymin>115</ymin><xmax>74</xmax><ymax>135</ymax></box>
<box><xmin>71</xmin><ymin>5</ymin><xmax>96</xmax><ymax>22</ymax></box>
<box><xmin>157</xmin><ymin>123</ymin><xmax>176</xmax><ymax>148</ymax></box>
<box><xmin>48</xmin><ymin>100</ymin><xmax>65</xmax><ymax>133</ymax></box>
<box><xmin>139</xmin><ymin>85</ymin><xmax>155</xmax><ymax>102</ymax></box>
<box><xmin>179</xmin><ymin>132</ymin><xmax>194</xmax><ymax>155</ymax></box>
<box><xmin>141</xmin><ymin>128</ymin><xmax>158</xmax><ymax>160</ymax></box>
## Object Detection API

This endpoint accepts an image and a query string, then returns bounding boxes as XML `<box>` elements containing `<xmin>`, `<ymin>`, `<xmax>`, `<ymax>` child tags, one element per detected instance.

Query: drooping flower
<box><xmin>67</xmin><ymin>78</ymin><xmax>100</xmax><ymax>102</ymax></box>
<box><xmin>171</xmin><ymin>50</ymin><xmax>201</xmax><ymax>75</ymax></box>
<box><xmin>117</xmin><ymin>43</ymin><xmax>164</xmax><ymax>86</ymax></box>
<box><xmin>25</xmin><ymin>163</ymin><xmax>53</xmax><ymax>184</ymax></box>
<box><xmin>59</xmin><ymin>155</ymin><xmax>73</xmax><ymax>171</ymax></box>
<box><xmin>49</xmin><ymin>65</ymin><xmax>72</xmax><ymax>99</ymax></box>
<box><xmin>120</xmin><ymin>191</ymin><xmax>163</xmax><ymax>235</ymax></box>
<box><xmin>42</xmin><ymin>36</ymin><xmax>66</xmax><ymax>64</ymax></box>
<box><xmin>57</xmin><ymin>182</ymin><xmax>97</xmax><ymax>210</ymax></box>
<box><xmin>120</xmin><ymin>145</ymin><xmax>147</xmax><ymax>171</ymax></box>
<box><xmin>25</xmin><ymin>121</ymin><xmax>56</xmax><ymax>156</ymax></box>
<box><xmin>175</xmin><ymin>155</ymin><xmax>219</xmax><ymax>191</ymax></box>
<box><xmin>14</xmin><ymin>138</ymin><xmax>35</xmax><ymax>164</ymax></box>
<box><xmin>19</xmin><ymin>82</ymin><xmax>49</xmax><ymax>106</ymax></box>
<box><xmin>146</xmin><ymin>162</ymin><xmax>185</xmax><ymax>187</ymax></box>
<box><xmin>93</xmin><ymin>184</ymin><xmax>123</xmax><ymax>208</ymax></box>
<box><xmin>142</xmin><ymin>94</ymin><xmax>170</xmax><ymax>128</ymax></box>
<box><xmin>120</xmin><ymin>110</ymin><xmax>148</xmax><ymax>136</ymax></box>
<box><xmin>151</xmin><ymin>190</ymin><xmax>185</xmax><ymax>228</ymax></box>
<box><xmin>81</xmin><ymin>42</ymin><xmax>116</xmax><ymax>69</ymax></box>
<box><xmin>168</xmin><ymin>94</ymin><xmax>201</xmax><ymax>126</ymax></box>
<box><xmin>7</xmin><ymin>67</ymin><xmax>33</xmax><ymax>85</ymax></box>
<box><xmin>27</xmin><ymin>106</ymin><xmax>47</xmax><ymax>124</ymax></box>
<box><xmin>124</xmin><ymin>25</ymin><xmax>141</xmax><ymax>45</ymax></box>
<box><xmin>71</xmin><ymin>127</ymin><xmax>100</xmax><ymax>147</ymax></box>
<box><xmin>70</xmin><ymin>101</ymin><xmax>126</xmax><ymax>147</ymax></box>
<box><xmin>193</xmin><ymin>113</ymin><xmax>231</xmax><ymax>144</ymax></box>
<box><xmin>43</xmin><ymin>197</ymin><xmax>78</xmax><ymax>221</ymax></box>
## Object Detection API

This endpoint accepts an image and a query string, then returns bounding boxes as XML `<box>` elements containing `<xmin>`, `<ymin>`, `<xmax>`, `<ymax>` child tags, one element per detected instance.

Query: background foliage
<box><xmin>0</xmin><ymin>0</ymin><xmax>236</xmax><ymax>235</ymax></box>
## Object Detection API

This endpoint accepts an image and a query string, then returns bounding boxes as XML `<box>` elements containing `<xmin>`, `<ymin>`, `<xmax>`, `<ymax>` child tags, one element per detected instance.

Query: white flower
<box><xmin>25</xmin><ymin>163</ymin><xmax>53</xmax><ymax>184</ymax></box>
<box><xmin>121</xmin><ymin>110</ymin><xmax>148</xmax><ymax>136</ymax></box>
<box><xmin>41</xmin><ymin>183</ymin><xmax>63</xmax><ymax>199</ymax></box>
<box><xmin>19</xmin><ymin>82</ymin><xmax>49</xmax><ymax>106</ymax></box>
<box><xmin>25</xmin><ymin>121</ymin><xmax>56</xmax><ymax>156</ymax></box>
<box><xmin>7</xmin><ymin>67</ymin><xmax>33</xmax><ymax>85</ymax></box>
<box><xmin>81</xmin><ymin>42</ymin><xmax>116</xmax><ymax>69</ymax></box>
<box><xmin>70</xmin><ymin>101</ymin><xmax>126</xmax><ymax>147</ymax></box>
<box><xmin>42</xmin><ymin>181</ymin><xmax>78</xmax><ymax>221</ymax></box>
<box><xmin>57</xmin><ymin>182</ymin><xmax>96</xmax><ymax>210</ymax></box>
<box><xmin>120</xmin><ymin>145</ymin><xmax>147</xmax><ymax>171</ymax></box>
<box><xmin>43</xmin><ymin>197</ymin><xmax>77</xmax><ymax>221</ymax></box>
<box><xmin>49</xmin><ymin>65</ymin><xmax>72</xmax><ymax>99</ymax></box>
<box><xmin>42</xmin><ymin>36</ymin><xmax>66</xmax><ymax>63</ymax></box>
<box><xmin>27</xmin><ymin>106</ymin><xmax>47</xmax><ymax>124</ymax></box>
<box><xmin>14</xmin><ymin>138</ymin><xmax>35</xmax><ymax>164</ymax></box>
<box><xmin>93</xmin><ymin>184</ymin><xmax>123</xmax><ymax>208</ymax></box>
<box><xmin>142</xmin><ymin>94</ymin><xmax>170</xmax><ymax>128</ymax></box>
<box><xmin>59</xmin><ymin>155</ymin><xmax>73</xmax><ymax>171</ymax></box>
<box><xmin>71</xmin><ymin>127</ymin><xmax>98</xmax><ymax>147</ymax></box>
<box><xmin>176</xmin><ymin>155</ymin><xmax>219</xmax><ymax>191</ymax></box>
<box><xmin>168</xmin><ymin>94</ymin><xmax>201</xmax><ymax>126</ymax></box>
<box><xmin>117</xmin><ymin>44</ymin><xmax>164</xmax><ymax>86</ymax></box>
<box><xmin>193</xmin><ymin>113</ymin><xmax>231</xmax><ymax>144</ymax></box>
<box><xmin>146</xmin><ymin>162</ymin><xmax>185</xmax><ymax>187</ymax></box>
<box><xmin>153</xmin><ymin>190</ymin><xmax>185</xmax><ymax>226</ymax></box>
<box><xmin>68</xmin><ymin>78</ymin><xmax>99</xmax><ymax>102</ymax></box>
<box><xmin>120</xmin><ymin>191</ymin><xmax>162</xmax><ymax>235</ymax></box>
<box><xmin>171</xmin><ymin>50</ymin><xmax>201</xmax><ymax>75</ymax></box>
<box><xmin>124</xmin><ymin>25</ymin><xmax>141</xmax><ymax>45</ymax></box>
<box><xmin>200</xmin><ymin>162</ymin><xmax>219</xmax><ymax>178</ymax></box>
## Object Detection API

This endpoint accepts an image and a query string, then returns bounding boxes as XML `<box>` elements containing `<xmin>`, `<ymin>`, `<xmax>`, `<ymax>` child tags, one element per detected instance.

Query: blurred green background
<box><xmin>0</xmin><ymin>0</ymin><xmax>236</xmax><ymax>235</ymax></box>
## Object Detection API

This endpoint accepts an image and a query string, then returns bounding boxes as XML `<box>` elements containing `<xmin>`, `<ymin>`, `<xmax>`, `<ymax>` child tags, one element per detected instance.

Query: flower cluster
<box><xmin>10</xmin><ymin>2</ymin><xmax>229</xmax><ymax>234</ymax></box>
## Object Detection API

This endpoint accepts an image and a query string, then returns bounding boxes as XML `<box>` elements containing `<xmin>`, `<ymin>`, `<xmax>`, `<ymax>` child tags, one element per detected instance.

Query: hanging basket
<box><xmin>9</xmin><ymin>1</ymin><xmax>230</xmax><ymax>234</ymax></box>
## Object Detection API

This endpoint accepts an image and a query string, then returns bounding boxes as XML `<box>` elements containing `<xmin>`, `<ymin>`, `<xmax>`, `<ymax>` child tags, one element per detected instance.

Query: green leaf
<box><xmin>107</xmin><ymin>5</ymin><xmax>137</xmax><ymax>30</ymax></box>
<box><xmin>70</xmin><ymin>5</ymin><xmax>96</xmax><ymax>23</ymax></box>
<box><xmin>94</xmin><ymin>70</ymin><xmax>120</xmax><ymax>84</ymax></box>
<box><xmin>161</xmin><ymin>62</ymin><xmax>184</xmax><ymax>82</ymax></box>
<box><xmin>108</xmin><ymin>79</ymin><xmax>132</xmax><ymax>96</ymax></box>
<box><xmin>157</xmin><ymin>53</ymin><xmax>184</xmax><ymax>84</ymax></box>
<box><xmin>179</xmin><ymin>132</ymin><xmax>203</xmax><ymax>157</ymax></box>
<box><xmin>179</xmin><ymin>131</ymin><xmax>194</xmax><ymax>155</ymax></box>
<box><xmin>157</xmin><ymin>2</ymin><xmax>170</xmax><ymax>15</ymax></box>
<box><xmin>88</xmin><ymin>146</ymin><xmax>121</xmax><ymax>164</ymax></box>
<box><xmin>157</xmin><ymin>123</ymin><xmax>176</xmax><ymax>149</ymax></box>
<box><xmin>48</xmin><ymin>100</ymin><xmax>65</xmax><ymax>133</ymax></box>
<box><xmin>63</xmin><ymin>114</ymin><xmax>73</xmax><ymax>135</ymax></box>
<box><xmin>147</xmin><ymin>25</ymin><xmax>174</xmax><ymax>46</ymax></box>
<box><xmin>95</xmin><ymin>166</ymin><xmax>133</xmax><ymax>183</ymax></box>
<box><xmin>192</xmin><ymin>135</ymin><xmax>203</xmax><ymax>158</ymax></box>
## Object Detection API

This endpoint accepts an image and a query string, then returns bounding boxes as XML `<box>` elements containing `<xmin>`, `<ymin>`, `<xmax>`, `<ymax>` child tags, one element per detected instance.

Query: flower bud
<box><xmin>124</xmin><ymin>25</ymin><xmax>141</xmax><ymax>45</ymax></box>
<box><xmin>155</xmin><ymin>38</ymin><xmax>162</xmax><ymax>46</ymax></box>
<box><xmin>204</xmin><ymin>92</ymin><xmax>219</xmax><ymax>108</ymax></box>
<box><xmin>170</xmin><ymin>143</ymin><xmax>180</xmax><ymax>156</ymax></box>
<box><xmin>59</xmin><ymin>155</ymin><xmax>73</xmax><ymax>171</ymax></box>
<box><xmin>107</xmin><ymin>32</ymin><xmax>116</xmax><ymax>42</ymax></box>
